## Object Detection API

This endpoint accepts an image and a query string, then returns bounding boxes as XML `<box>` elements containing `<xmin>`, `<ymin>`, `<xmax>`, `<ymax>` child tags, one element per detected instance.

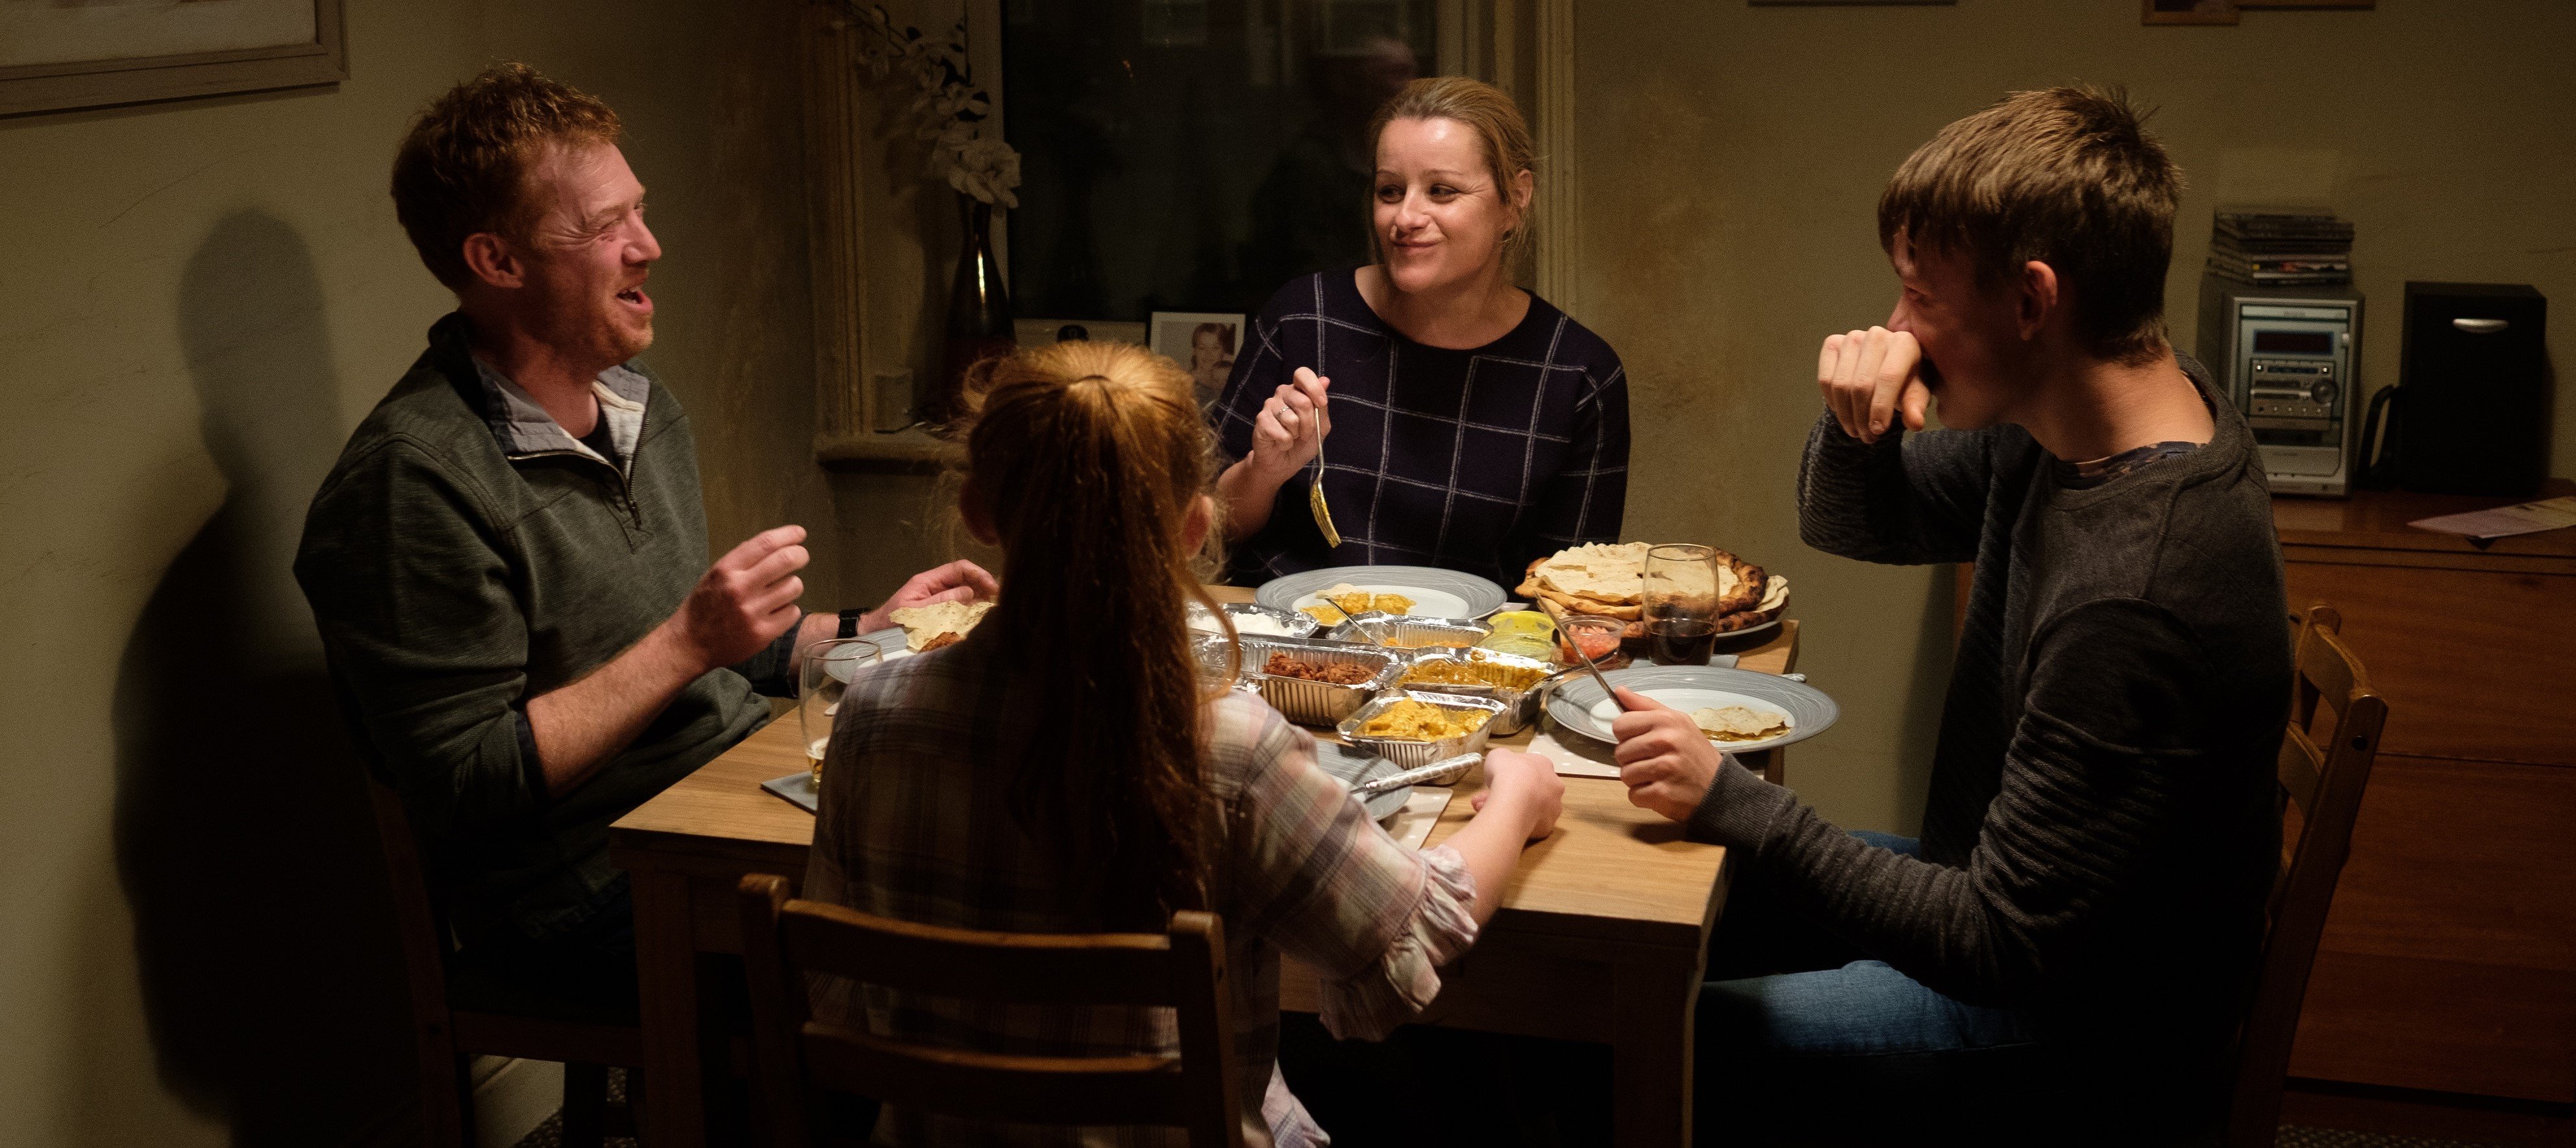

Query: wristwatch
<box><xmin>836</xmin><ymin>607</ymin><xmax>868</xmax><ymax>639</ymax></box>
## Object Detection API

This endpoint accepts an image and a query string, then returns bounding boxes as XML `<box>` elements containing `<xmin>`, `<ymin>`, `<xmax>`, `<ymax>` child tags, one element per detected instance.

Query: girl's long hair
<box><xmin>958</xmin><ymin>340</ymin><xmax>1228</xmax><ymax>927</ymax></box>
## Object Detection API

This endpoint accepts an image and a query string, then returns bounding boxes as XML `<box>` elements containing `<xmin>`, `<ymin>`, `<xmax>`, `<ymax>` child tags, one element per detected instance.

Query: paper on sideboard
<box><xmin>2409</xmin><ymin>496</ymin><xmax>2576</xmax><ymax>543</ymax></box>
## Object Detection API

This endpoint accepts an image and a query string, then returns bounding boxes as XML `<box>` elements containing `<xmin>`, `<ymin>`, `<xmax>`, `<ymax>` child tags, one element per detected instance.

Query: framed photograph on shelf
<box><xmin>2144</xmin><ymin>0</ymin><xmax>2239</xmax><ymax>23</ymax></box>
<box><xmin>1</xmin><ymin>0</ymin><xmax>346</xmax><ymax>118</ymax></box>
<box><xmin>1150</xmin><ymin>311</ymin><xmax>1246</xmax><ymax>401</ymax></box>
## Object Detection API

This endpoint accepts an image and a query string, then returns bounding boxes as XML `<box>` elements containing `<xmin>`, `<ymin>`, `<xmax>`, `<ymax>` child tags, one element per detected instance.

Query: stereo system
<box><xmin>2197</xmin><ymin>279</ymin><xmax>2362</xmax><ymax>496</ymax></box>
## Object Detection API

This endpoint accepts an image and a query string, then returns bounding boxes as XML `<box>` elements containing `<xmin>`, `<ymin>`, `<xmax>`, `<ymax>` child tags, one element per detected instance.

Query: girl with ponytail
<box><xmin>807</xmin><ymin>340</ymin><xmax>1563</xmax><ymax>1145</ymax></box>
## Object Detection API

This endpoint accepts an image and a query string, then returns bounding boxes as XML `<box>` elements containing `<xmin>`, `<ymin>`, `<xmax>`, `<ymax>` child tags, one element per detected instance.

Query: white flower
<box><xmin>943</xmin><ymin>135</ymin><xmax>1021</xmax><ymax>208</ymax></box>
<box><xmin>836</xmin><ymin>1</ymin><xmax>1022</xmax><ymax>208</ymax></box>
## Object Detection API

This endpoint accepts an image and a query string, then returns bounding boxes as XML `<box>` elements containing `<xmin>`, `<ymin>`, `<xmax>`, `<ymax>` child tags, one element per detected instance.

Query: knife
<box><xmin>1350</xmin><ymin>752</ymin><xmax>1483</xmax><ymax>796</ymax></box>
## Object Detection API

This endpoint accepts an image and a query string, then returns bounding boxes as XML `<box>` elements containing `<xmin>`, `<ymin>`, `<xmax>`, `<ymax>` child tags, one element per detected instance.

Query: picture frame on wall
<box><xmin>2143</xmin><ymin>0</ymin><xmax>2244</xmax><ymax>22</ymax></box>
<box><xmin>1149</xmin><ymin>311</ymin><xmax>1248</xmax><ymax>402</ymax></box>
<box><xmin>0</xmin><ymin>0</ymin><xmax>347</xmax><ymax>118</ymax></box>
<box><xmin>2144</xmin><ymin>0</ymin><xmax>2239</xmax><ymax>23</ymax></box>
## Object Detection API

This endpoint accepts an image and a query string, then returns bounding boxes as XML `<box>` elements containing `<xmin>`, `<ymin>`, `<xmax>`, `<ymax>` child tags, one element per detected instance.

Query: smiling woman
<box><xmin>1210</xmin><ymin>76</ymin><xmax>1632</xmax><ymax>589</ymax></box>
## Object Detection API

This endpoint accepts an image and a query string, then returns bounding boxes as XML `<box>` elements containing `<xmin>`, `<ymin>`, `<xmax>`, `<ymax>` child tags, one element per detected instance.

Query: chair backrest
<box><xmin>736</xmin><ymin>874</ymin><xmax>1246</xmax><ymax>1148</ymax></box>
<box><xmin>369</xmin><ymin>777</ymin><xmax>460</xmax><ymax>1018</ymax></box>
<box><xmin>2226</xmin><ymin>604</ymin><xmax>2388</xmax><ymax>1147</ymax></box>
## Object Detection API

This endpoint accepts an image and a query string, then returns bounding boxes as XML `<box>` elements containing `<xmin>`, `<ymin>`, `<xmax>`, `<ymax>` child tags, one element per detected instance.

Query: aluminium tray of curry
<box><xmin>1186</xmin><ymin>600</ymin><xmax>1319</xmax><ymax>641</ymax></box>
<box><xmin>1391</xmin><ymin>647</ymin><xmax>1559</xmax><ymax>737</ymax></box>
<box><xmin>1325</xmin><ymin>612</ymin><xmax>1494</xmax><ymax>651</ymax></box>
<box><xmin>1192</xmin><ymin>632</ymin><xmax>1404</xmax><ymax>727</ymax></box>
<box><xmin>1336</xmin><ymin>690</ymin><xmax>1511</xmax><ymax>770</ymax></box>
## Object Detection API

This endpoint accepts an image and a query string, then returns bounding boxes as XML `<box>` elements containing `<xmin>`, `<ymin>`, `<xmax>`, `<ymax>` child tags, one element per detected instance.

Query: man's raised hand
<box><xmin>669</xmin><ymin>525</ymin><xmax>809</xmax><ymax>670</ymax></box>
<box><xmin>853</xmin><ymin>559</ymin><xmax>1000</xmax><ymax>635</ymax></box>
<box><xmin>1818</xmin><ymin>326</ymin><xmax>1931</xmax><ymax>444</ymax></box>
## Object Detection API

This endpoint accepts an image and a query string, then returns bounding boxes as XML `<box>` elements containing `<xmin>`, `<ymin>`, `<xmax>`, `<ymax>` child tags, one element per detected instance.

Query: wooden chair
<box><xmin>367</xmin><ymin>777</ymin><xmax>640</xmax><ymax>1147</ymax></box>
<box><xmin>2224</xmin><ymin>604</ymin><xmax>2388</xmax><ymax>1147</ymax></box>
<box><xmin>736</xmin><ymin>873</ymin><xmax>1247</xmax><ymax>1148</ymax></box>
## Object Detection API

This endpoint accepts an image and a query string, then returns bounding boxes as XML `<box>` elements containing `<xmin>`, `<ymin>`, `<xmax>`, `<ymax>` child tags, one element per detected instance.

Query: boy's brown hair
<box><xmin>1879</xmin><ymin>86</ymin><xmax>2181</xmax><ymax>364</ymax></box>
<box><xmin>391</xmin><ymin>63</ymin><xmax>621</xmax><ymax>291</ymax></box>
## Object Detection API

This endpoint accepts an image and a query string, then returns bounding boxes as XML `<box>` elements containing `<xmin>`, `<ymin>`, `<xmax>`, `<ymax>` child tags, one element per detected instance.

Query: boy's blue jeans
<box><xmin>1693</xmin><ymin>831</ymin><xmax>2148</xmax><ymax>1146</ymax></box>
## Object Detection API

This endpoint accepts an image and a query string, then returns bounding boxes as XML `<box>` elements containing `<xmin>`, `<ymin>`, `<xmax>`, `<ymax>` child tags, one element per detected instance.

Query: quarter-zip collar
<box><xmin>424</xmin><ymin>311</ymin><xmax>650</xmax><ymax>474</ymax></box>
<box><xmin>468</xmin><ymin>354</ymin><xmax>650</xmax><ymax>474</ymax></box>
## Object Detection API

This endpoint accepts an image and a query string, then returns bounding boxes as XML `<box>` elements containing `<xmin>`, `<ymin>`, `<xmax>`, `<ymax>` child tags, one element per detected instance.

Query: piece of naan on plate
<box><xmin>888</xmin><ymin>600</ymin><xmax>993</xmax><ymax>652</ymax></box>
<box><xmin>1692</xmin><ymin>704</ymin><xmax>1790</xmax><ymax>743</ymax></box>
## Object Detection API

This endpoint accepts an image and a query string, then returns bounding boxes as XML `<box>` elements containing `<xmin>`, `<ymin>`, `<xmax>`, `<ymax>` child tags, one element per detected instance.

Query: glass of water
<box><xmin>799</xmin><ymin>637</ymin><xmax>882</xmax><ymax>787</ymax></box>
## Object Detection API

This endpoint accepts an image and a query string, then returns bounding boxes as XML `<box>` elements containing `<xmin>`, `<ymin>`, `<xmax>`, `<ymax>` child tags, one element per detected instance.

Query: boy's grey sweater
<box><xmin>1687</xmin><ymin>355</ymin><xmax>2292</xmax><ymax>1055</ymax></box>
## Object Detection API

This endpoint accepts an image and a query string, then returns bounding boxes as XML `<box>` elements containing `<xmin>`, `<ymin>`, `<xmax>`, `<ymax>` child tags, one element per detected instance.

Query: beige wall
<box><xmin>1574</xmin><ymin>0</ymin><xmax>2576</xmax><ymax>833</ymax></box>
<box><xmin>0</xmin><ymin>2</ymin><xmax>824</xmax><ymax>1143</ymax></box>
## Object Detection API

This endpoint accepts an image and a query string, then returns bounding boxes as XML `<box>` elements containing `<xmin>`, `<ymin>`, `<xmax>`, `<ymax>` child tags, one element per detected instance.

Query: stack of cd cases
<box><xmin>2207</xmin><ymin>212</ymin><xmax>2354</xmax><ymax>287</ymax></box>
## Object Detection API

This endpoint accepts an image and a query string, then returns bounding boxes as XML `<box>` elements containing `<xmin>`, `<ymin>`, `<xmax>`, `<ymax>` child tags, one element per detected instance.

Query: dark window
<box><xmin>1002</xmin><ymin>0</ymin><xmax>1437</xmax><ymax>321</ymax></box>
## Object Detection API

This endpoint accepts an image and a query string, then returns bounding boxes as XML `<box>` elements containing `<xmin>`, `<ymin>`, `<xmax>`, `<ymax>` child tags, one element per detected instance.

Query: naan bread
<box><xmin>1530</xmin><ymin>542</ymin><xmax>1653</xmax><ymax>604</ymax></box>
<box><xmin>888</xmin><ymin>600</ymin><xmax>993</xmax><ymax>652</ymax></box>
<box><xmin>1519</xmin><ymin>543</ymin><xmax>1772</xmax><ymax>620</ymax></box>
<box><xmin>1692</xmin><ymin>704</ymin><xmax>1790</xmax><ymax>742</ymax></box>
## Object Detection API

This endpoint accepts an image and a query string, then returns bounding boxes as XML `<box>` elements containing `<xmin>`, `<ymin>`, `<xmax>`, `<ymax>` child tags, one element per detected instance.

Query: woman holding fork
<box><xmin>1213</xmin><ymin>76</ymin><xmax>1630</xmax><ymax>589</ymax></box>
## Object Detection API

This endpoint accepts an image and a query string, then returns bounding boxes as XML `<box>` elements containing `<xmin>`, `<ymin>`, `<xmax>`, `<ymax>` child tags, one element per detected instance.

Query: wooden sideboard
<box><xmin>2274</xmin><ymin>482</ymin><xmax>2576</xmax><ymax>1106</ymax></box>
<box><xmin>1950</xmin><ymin>481</ymin><xmax>2575</xmax><ymax>1106</ymax></box>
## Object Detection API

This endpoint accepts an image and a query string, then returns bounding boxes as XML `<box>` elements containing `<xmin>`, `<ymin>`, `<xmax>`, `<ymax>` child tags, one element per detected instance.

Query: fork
<box><xmin>1307</xmin><ymin>438</ymin><xmax>1342</xmax><ymax>548</ymax></box>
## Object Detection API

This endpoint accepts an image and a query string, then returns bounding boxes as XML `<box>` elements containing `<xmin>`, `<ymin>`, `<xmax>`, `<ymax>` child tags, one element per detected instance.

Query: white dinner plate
<box><xmin>817</xmin><ymin>627</ymin><xmax>913</xmax><ymax>683</ymax></box>
<box><xmin>1548</xmin><ymin>665</ymin><xmax>1839</xmax><ymax>753</ymax></box>
<box><xmin>1586</xmin><ymin>689</ymin><xmax>1793</xmax><ymax>751</ymax></box>
<box><xmin>1254</xmin><ymin>565</ymin><xmax>1508</xmax><ymax>620</ymax></box>
<box><xmin>1314</xmin><ymin>742</ymin><xmax>1416</xmax><ymax>822</ymax></box>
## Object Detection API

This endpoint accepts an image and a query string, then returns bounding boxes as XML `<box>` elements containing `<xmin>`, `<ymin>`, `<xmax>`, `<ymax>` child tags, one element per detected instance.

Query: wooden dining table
<box><xmin>608</xmin><ymin>587</ymin><xmax>1800</xmax><ymax>1147</ymax></box>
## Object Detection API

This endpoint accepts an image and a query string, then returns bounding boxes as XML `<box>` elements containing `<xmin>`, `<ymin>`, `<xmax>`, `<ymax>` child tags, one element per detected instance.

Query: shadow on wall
<box><xmin>108</xmin><ymin>210</ymin><xmax>415</xmax><ymax>1145</ymax></box>
<box><xmin>1890</xmin><ymin>563</ymin><xmax>1959</xmax><ymax>831</ymax></box>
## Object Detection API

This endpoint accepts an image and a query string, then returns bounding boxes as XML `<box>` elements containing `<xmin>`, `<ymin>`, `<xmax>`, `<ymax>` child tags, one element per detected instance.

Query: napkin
<box><xmin>1524</xmin><ymin>730</ymin><xmax>1623</xmax><ymax>779</ymax></box>
<box><xmin>1387</xmin><ymin>787</ymin><xmax>1453</xmax><ymax>850</ymax></box>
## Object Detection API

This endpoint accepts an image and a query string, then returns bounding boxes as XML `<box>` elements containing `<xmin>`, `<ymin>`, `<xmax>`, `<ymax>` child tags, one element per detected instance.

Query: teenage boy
<box><xmin>1611</xmin><ymin>87</ymin><xmax>2291</xmax><ymax>1141</ymax></box>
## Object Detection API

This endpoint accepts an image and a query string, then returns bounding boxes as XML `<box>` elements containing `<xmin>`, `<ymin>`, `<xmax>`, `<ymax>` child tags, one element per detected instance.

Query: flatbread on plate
<box><xmin>887</xmin><ymin>600</ymin><xmax>993</xmax><ymax>652</ymax></box>
<box><xmin>1692</xmin><ymin>704</ymin><xmax>1790</xmax><ymax>742</ymax></box>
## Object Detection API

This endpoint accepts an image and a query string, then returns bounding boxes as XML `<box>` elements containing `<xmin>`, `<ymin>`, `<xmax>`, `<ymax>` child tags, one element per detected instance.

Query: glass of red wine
<box><xmin>1644</xmin><ymin>544</ymin><xmax>1720</xmax><ymax>665</ymax></box>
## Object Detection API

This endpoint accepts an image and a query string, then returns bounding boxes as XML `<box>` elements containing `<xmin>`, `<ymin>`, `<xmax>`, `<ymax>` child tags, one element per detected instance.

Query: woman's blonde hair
<box><xmin>956</xmin><ymin>340</ymin><xmax>1228</xmax><ymax>925</ymax></box>
<box><xmin>1365</xmin><ymin>75</ymin><xmax>1538</xmax><ymax>270</ymax></box>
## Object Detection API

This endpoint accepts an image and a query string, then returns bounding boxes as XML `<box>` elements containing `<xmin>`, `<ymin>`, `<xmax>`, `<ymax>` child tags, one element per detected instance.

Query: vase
<box><xmin>934</xmin><ymin>193</ymin><xmax>1015</xmax><ymax>427</ymax></box>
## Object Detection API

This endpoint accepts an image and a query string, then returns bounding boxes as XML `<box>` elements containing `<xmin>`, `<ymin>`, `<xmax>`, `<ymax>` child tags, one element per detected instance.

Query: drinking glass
<box><xmin>1643</xmin><ymin>544</ymin><xmax>1719</xmax><ymax>665</ymax></box>
<box><xmin>799</xmin><ymin>637</ymin><xmax>883</xmax><ymax>787</ymax></box>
